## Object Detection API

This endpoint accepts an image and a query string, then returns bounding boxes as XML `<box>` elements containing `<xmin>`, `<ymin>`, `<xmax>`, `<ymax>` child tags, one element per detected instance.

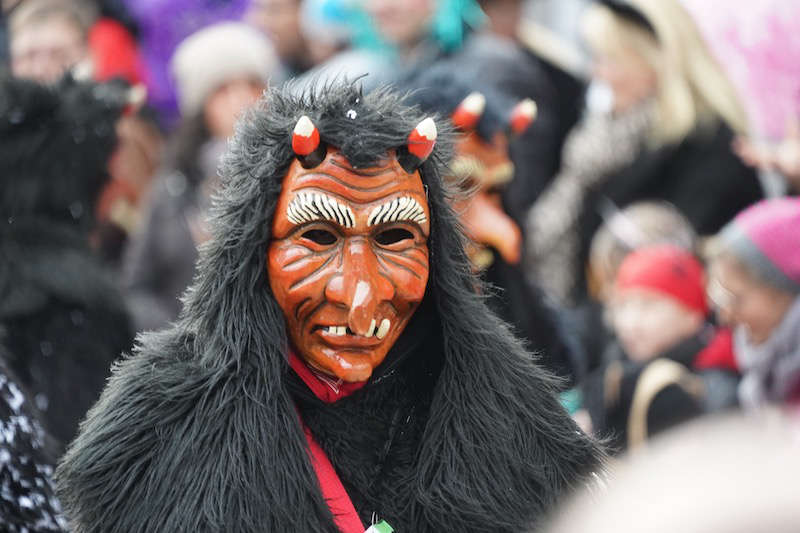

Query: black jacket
<box><xmin>583</xmin><ymin>329</ymin><xmax>738</xmax><ymax>453</ymax></box>
<box><xmin>0</xmin><ymin>219</ymin><xmax>132</xmax><ymax>453</ymax></box>
<box><xmin>504</xmin><ymin>50</ymin><xmax>586</xmax><ymax>227</ymax></box>
<box><xmin>576</xmin><ymin>122</ymin><xmax>763</xmax><ymax>300</ymax></box>
<box><xmin>484</xmin><ymin>251</ymin><xmax>584</xmax><ymax>385</ymax></box>
<box><xmin>0</xmin><ymin>76</ymin><xmax>133</xmax><ymax>452</ymax></box>
<box><xmin>583</xmin><ymin>356</ymin><xmax>702</xmax><ymax>454</ymax></box>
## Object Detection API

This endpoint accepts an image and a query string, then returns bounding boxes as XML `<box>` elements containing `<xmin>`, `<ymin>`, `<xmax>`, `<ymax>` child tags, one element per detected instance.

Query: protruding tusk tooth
<box><xmin>366</xmin><ymin>319</ymin><xmax>377</xmax><ymax>337</ymax></box>
<box><xmin>376</xmin><ymin>319</ymin><xmax>390</xmax><ymax>340</ymax></box>
<box><xmin>337</xmin><ymin>326</ymin><xmax>347</xmax><ymax>336</ymax></box>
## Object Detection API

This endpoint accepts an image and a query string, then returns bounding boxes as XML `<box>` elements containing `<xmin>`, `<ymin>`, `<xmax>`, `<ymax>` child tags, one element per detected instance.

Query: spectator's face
<box><xmin>203</xmin><ymin>79</ymin><xmax>265</xmax><ymax>139</ymax></box>
<box><xmin>364</xmin><ymin>0</ymin><xmax>435</xmax><ymax>49</ymax></box>
<box><xmin>591</xmin><ymin>47</ymin><xmax>657</xmax><ymax>113</ymax></box>
<box><xmin>610</xmin><ymin>289</ymin><xmax>703</xmax><ymax>362</ymax></box>
<box><xmin>11</xmin><ymin>16</ymin><xmax>88</xmax><ymax>83</ymax></box>
<box><xmin>708</xmin><ymin>257</ymin><xmax>795</xmax><ymax>345</ymax></box>
<box><xmin>247</xmin><ymin>0</ymin><xmax>303</xmax><ymax>62</ymax></box>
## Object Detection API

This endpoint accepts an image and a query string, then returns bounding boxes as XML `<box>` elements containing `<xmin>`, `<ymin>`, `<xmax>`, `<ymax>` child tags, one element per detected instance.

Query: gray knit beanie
<box><xmin>171</xmin><ymin>22</ymin><xmax>277</xmax><ymax>117</ymax></box>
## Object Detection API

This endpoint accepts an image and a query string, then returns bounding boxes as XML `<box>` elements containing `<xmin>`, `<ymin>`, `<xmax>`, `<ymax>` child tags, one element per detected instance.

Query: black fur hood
<box><xmin>56</xmin><ymin>81</ymin><xmax>602</xmax><ymax>532</ymax></box>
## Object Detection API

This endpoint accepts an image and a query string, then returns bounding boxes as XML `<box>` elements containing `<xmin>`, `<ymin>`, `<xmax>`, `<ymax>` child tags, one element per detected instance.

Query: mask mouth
<box><xmin>311</xmin><ymin>324</ymin><xmax>361</xmax><ymax>337</ymax></box>
<box><xmin>310</xmin><ymin>319</ymin><xmax>392</xmax><ymax>347</ymax></box>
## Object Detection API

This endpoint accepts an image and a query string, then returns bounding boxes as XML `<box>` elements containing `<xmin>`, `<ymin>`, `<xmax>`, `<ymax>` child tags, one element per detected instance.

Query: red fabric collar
<box><xmin>693</xmin><ymin>328</ymin><xmax>738</xmax><ymax>372</ymax></box>
<box><xmin>290</xmin><ymin>352</ymin><xmax>367</xmax><ymax>532</ymax></box>
<box><xmin>289</xmin><ymin>352</ymin><xmax>367</xmax><ymax>404</ymax></box>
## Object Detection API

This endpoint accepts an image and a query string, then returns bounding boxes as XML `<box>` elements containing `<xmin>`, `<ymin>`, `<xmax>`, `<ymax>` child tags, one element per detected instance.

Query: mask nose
<box><xmin>460</xmin><ymin>192</ymin><xmax>522</xmax><ymax>265</ymax></box>
<box><xmin>324</xmin><ymin>238</ymin><xmax>395</xmax><ymax>335</ymax></box>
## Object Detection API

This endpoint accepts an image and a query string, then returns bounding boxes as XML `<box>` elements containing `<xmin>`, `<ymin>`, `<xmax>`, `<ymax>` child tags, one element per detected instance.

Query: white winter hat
<box><xmin>171</xmin><ymin>22</ymin><xmax>276</xmax><ymax>116</ymax></box>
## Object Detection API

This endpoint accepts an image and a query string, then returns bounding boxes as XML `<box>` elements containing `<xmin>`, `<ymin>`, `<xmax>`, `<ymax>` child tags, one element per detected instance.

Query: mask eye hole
<box><xmin>301</xmin><ymin>229</ymin><xmax>337</xmax><ymax>245</ymax></box>
<box><xmin>375</xmin><ymin>228</ymin><xmax>414</xmax><ymax>246</ymax></box>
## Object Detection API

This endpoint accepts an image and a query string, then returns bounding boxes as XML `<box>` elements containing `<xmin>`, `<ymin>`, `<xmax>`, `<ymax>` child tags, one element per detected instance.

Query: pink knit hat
<box><xmin>719</xmin><ymin>197</ymin><xmax>800</xmax><ymax>293</ymax></box>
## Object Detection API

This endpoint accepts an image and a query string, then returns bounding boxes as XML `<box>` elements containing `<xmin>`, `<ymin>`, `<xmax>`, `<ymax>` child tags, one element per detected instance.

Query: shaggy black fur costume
<box><xmin>0</xmin><ymin>75</ymin><xmax>133</xmax><ymax>452</ymax></box>
<box><xmin>57</xmin><ymin>82</ymin><xmax>602</xmax><ymax>532</ymax></box>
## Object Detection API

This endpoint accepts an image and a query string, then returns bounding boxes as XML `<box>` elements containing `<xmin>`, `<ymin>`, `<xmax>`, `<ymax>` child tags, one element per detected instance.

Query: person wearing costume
<box><xmin>57</xmin><ymin>82</ymin><xmax>602</xmax><ymax>532</ymax></box>
<box><xmin>581</xmin><ymin>246</ymin><xmax>738</xmax><ymax>452</ymax></box>
<box><xmin>299</xmin><ymin>0</ymin><xmax>584</xmax><ymax>228</ymax></box>
<box><xmin>0</xmin><ymin>74</ymin><xmax>134</xmax><ymax>453</ymax></box>
<box><xmin>403</xmin><ymin>68</ymin><xmax>583</xmax><ymax>383</ymax></box>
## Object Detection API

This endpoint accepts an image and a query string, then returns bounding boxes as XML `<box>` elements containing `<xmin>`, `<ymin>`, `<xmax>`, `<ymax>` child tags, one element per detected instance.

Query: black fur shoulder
<box><xmin>57</xmin><ymin>328</ymin><xmax>340</xmax><ymax>532</ymax></box>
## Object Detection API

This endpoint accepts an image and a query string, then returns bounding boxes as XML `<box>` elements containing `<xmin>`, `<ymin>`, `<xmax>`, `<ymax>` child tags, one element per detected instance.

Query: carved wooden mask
<box><xmin>450</xmin><ymin>94</ymin><xmax>536</xmax><ymax>268</ymax></box>
<box><xmin>267</xmin><ymin>119</ymin><xmax>435</xmax><ymax>383</ymax></box>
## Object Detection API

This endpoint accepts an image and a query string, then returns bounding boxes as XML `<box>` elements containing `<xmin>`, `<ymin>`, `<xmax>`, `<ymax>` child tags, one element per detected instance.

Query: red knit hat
<box><xmin>616</xmin><ymin>245</ymin><xmax>708</xmax><ymax>315</ymax></box>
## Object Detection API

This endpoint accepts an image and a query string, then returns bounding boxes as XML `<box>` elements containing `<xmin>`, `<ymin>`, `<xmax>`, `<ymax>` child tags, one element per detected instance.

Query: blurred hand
<box><xmin>734</xmin><ymin>116</ymin><xmax>800</xmax><ymax>191</ymax></box>
<box><xmin>96</xmin><ymin>115</ymin><xmax>164</xmax><ymax>233</ymax></box>
<box><xmin>110</xmin><ymin>115</ymin><xmax>163</xmax><ymax>192</ymax></box>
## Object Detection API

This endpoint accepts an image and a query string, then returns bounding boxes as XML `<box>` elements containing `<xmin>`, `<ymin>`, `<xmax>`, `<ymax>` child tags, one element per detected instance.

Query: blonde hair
<box><xmin>9</xmin><ymin>0</ymin><xmax>93</xmax><ymax>37</ymax></box>
<box><xmin>588</xmin><ymin>201</ymin><xmax>697</xmax><ymax>300</ymax></box>
<box><xmin>582</xmin><ymin>0</ymin><xmax>749</xmax><ymax>145</ymax></box>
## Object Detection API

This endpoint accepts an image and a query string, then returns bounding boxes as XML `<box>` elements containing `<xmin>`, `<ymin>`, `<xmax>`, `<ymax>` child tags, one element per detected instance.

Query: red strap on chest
<box><xmin>302</xmin><ymin>422</ymin><xmax>365</xmax><ymax>533</ymax></box>
<box><xmin>290</xmin><ymin>352</ymin><xmax>366</xmax><ymax>532</ymax></box>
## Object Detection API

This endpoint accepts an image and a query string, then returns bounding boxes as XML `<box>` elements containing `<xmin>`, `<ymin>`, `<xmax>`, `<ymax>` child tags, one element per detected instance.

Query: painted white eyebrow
<box><xmin>367</xmin><ymin>196</ymin><xmax>427</xmax><ymax>226</ymax></box>
<box><xmin>286</xmin><ymin>191</ymin><xmax>355</xmax><ymax>228</ymax></box>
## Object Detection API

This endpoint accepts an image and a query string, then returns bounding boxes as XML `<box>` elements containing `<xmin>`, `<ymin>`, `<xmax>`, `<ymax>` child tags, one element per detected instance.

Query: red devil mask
<box><xmin>267</xmin><ymin>116</ymin><xmax>435</xmax><ymax>383</ymax></box>
<box><xmin>450</xmin><ymin>94</ymin><xmax>536</xmax><ymax>268</ymax></box>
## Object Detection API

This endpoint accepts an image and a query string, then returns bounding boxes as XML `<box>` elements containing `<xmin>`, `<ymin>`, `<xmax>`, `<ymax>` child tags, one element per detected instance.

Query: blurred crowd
<box><xmin>1</xmin><ymin>0</ymin><xmax>800</xmax><ymax>530</ymax></box>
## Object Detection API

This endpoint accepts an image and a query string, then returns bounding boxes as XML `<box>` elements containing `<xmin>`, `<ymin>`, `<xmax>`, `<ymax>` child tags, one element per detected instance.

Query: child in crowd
<box><xmin>580</xmin><ymin>245</ymin><xmax>738</xmax><ymax>452</ymax></box>
<box><xmin>570</xmin><ymin>201</ymin><xmax>698</xmax><ymax>378</ymax></box>
<box><xmin>706</xmin><ymin>197</ymin><xmax>800</xmax><ymax>408</ymax></box>
<box><xmin>587</xmin><ymin>201</ymin><xmax>697</xmax><ymax>304</ymax></box>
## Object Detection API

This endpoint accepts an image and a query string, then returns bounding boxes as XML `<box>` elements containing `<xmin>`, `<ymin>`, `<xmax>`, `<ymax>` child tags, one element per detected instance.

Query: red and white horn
<box><xmin>398</xmin><ymin>117</ymin><xmax>437</xmax><ymax>174</ymax></box>
<box><xmin>509</xmin><ymin>98</ymin><xmax>537</xmax><ymax>136</ymax></box>
<box><xmin>451</xmin><ymin>92</ymin><xmax>485</xmax><ymax>131</ymax></box>
<box><xmin>292</xmin><ymin>115</ymin><xmax>327</xmax><ymax>168</ymax></box>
